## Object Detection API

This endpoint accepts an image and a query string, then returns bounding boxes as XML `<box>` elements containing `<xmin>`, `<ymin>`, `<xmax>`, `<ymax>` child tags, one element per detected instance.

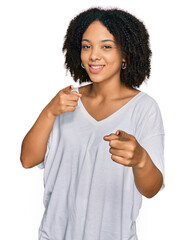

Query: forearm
<box><xmin>132</xmin><ymin>148</ymin><xmax>163</xmax><ymax>198</ymax></box>
<box><xmin>20</xmin><ymin>106</ymin><xmax>56</xmax><ymax>168</ymax></box>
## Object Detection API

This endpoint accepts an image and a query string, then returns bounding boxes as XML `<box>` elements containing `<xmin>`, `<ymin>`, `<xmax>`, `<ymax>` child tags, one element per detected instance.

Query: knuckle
<box><xmin>126</xmin><ymin>159</ymin><xmax>132</xmax><ymax>166</ymax></box>
<box><xmin>59</xmin><ymin>93</ymin><xmax>64</xmax><ymax>100</ymax></box>
<box><xmin>60</xmin><ymin>99</ymin><xmax>65</xmax><ymax>106</ymax></box>
<box><xmin>60</xmin><ymin>105</ymin><xmax>65</xmax><ymax>112</ymax></box>
<box><xmin>127</xmin><ymin>151</ymin><xmax>134</xmax><ymax>159</ymax></box>
<box><xmin>59</xmin><ymin>90</ymin><xmax>64</xmax><ymax>96</ymax></box>
<box><xmin>132</xmin><ymin>137</ymin><xmax>137</xmax><ymax>145</ymax></box>
<box><xmin>130</xmin><ymin>134</ymin><xmax>135</xmax><ymax>140</ymax></box>
<box><xmin>130</xmin><ymin>143</ymin><xmax>135</xmax><ymax>152</ymax></box>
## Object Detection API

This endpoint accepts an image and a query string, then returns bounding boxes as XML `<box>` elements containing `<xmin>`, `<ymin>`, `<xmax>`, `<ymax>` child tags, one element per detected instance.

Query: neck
<box><xmin>88</xmin><ymin>81</ymin><xmax>132</xmax><ymax>101</ymax></box>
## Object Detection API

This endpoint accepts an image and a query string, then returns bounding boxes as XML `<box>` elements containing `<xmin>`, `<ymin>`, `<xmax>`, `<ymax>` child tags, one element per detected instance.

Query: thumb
<box><xmin>62</xmin><ymin>85</ymin><xmax>73</xmax><ymax>93</ymax></box>
<box><xmin>63</xmin><ymin>85</ymin><xmax>81</xmax><ymax>96</ymax></box>
<box><xmin>69</xmin><ymin>85</ymin><xmax>82</xmax><ymax>97</ymax></box>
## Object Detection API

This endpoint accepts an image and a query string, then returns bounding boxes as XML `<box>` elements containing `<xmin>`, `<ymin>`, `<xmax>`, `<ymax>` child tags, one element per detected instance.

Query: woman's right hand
<box><xmin>20</xmin><ymin>85</ymin><xmax>82</xmax><ymax>168</ymax></box>
<box><xmin>45</xmin><ymin>85</ymin><xmax>82</xmax><ymax>119</ymax></box>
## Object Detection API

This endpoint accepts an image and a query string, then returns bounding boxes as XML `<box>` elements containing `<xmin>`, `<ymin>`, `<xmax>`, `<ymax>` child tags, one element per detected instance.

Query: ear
<box><xmin>122</xmin><ymin>57</ymin><xmax>126</xmax><ymax>63</ymax></box>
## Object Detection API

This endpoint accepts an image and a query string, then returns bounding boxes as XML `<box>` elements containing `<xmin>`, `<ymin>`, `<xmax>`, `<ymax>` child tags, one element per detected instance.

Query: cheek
<box><xmin>108</xmin><ymin>58</ymin><xmax>122</xmax><ymax>69</ymax></box>
<box><xmin>80</xmin><ymin>51</ymin><xmax>83</xmax><ymax>61</ymax></box>
<box><xmin>81</xmin><ymin>51</ymin><xmax>88</xmax><ymax>63</ymax></box>
<box><xmin>106</xmin><ymin>51</ymin><xmax>122</xmax><ymax>64</ymax></box>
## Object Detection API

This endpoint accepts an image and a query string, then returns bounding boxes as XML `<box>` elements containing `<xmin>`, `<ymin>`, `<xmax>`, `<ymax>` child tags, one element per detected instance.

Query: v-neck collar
<box><xmin>76</xmin><ymin>87</ymin><xmax>144</xmax><ymax>126</ymax></box>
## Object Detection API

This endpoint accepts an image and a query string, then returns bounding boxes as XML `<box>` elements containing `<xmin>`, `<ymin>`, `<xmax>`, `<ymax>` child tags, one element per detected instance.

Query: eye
<box><xmin>82</xmin><ymin>45</ymin><xmax>91</xmax><ymax>49</ymax></box>
<box><xmin>103</xmin><ymin>45</ymin><xmax>112</xmax><ymax>49</ymax></box>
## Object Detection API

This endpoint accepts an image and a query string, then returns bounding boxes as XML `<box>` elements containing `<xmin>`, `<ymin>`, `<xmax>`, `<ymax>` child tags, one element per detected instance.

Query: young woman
<box><xmin>20</xmin><ymin>7</ymin><xmax>165</xmax><ymax>240</ymax></box>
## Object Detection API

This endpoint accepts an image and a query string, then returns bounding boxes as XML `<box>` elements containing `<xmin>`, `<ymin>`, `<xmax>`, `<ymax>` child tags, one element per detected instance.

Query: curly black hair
<box><xmin>62</xmin><ymin>7</ymin><xmax>152</xmax><ymax>88</ymax></box>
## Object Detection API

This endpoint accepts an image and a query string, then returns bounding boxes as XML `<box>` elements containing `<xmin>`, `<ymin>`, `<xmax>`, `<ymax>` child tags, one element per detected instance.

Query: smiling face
<box><xmin>81</xmin><ymin>21</ymin><xmax>125</xmax><ymax>84</ymax></box>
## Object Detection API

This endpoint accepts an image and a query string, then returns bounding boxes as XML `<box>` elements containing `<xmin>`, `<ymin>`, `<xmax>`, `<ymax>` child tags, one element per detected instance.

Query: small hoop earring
<box><xmin>81</xmin><ymin>62</ymin><xmax>85</xmax><ymax>69</ymax></box>
<box><xmin>122</xmin><ymin>62</ymin><xmax>126</xmax><ymax>70</ymax></box>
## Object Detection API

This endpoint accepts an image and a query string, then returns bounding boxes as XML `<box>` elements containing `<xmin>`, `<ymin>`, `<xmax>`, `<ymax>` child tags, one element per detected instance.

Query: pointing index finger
<box><xmin>103</xmin><ymin>133</ymin><xmax>119</xmax><ymax>141</ymax></box>
<box><xmin>118</xmin><ymin>130</ymin><xmax>133</xmax><ymax>141</ymax></box>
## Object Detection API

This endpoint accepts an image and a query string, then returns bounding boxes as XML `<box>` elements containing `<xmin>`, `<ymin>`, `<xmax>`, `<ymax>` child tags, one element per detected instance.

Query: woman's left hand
<box><xmin>104</xmin><ymin>130</ymin><xmax>163</xmax><ymax>198</ymax></box>
<box><xmin>103</xmin><ymin>130</ymin><xmax>146</xmax><ymax>168</ymax></box>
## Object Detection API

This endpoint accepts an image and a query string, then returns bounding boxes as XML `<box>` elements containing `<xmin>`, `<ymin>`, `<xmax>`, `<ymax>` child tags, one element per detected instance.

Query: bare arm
<box><xmin>20</xmin><ymin>85</ymin><xmax>82</xmax><ymax>168</ymax></box>
<box><xmin>132</xmin><ymin>147</ymin><xmax>163</xmax><ymax>198</ymax></box>
<box><xmin>104</xmin><ymin>130</ymin><xmax>163</xmax><ymax>198</ymax></box>
<box><xmin>20</xmin><ymin>107</ymin><xmax>56</xmax><ymax>168</ymax></box>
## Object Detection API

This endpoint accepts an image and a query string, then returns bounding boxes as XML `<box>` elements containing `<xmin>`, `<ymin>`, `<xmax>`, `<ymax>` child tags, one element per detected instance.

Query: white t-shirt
<box><xmin>38</xmin><ymin>85</ymin><xmax>165</xmax><ymax>240</ymax></box>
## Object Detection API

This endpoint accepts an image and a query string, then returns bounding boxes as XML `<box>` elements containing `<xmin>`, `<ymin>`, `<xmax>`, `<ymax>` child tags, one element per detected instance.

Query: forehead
<box><xmin>82</xmin><ymin>21</ymin><xmax>115</xmax><ymax>41</ymax></box>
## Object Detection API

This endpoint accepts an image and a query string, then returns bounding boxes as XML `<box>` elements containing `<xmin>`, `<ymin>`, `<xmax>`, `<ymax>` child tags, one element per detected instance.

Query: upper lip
<box><xmin>89</xmin><ymin>64</ymin><xmax>105</xmax><ymax>66</ymax></box>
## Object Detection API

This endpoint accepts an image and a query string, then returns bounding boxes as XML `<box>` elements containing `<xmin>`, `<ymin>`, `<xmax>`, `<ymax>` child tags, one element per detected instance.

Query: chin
<box><xmin>88</xmin><ymin>74</ymin><xmax>106</xmax><ymax>83</ymax></box>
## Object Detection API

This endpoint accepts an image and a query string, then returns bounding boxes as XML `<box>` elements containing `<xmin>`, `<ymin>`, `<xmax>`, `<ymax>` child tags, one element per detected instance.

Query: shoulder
<box><xmin>137</xmin><ymin>91</ymin><xmax>158</xmax><ymax>105</ymax></box>
<box><xmin>132</xmin><ymin>91</ymin><xmax>164</xmax><ymax>131</ymax></box>
<box><xmin>135</xmin><ymin>91</ymin><xmax>161</xmax><ymax>114</ymax></box>
<box><xmin>133</xmin><ymin>92</ymin><xmax>164</xmax><ymax>140</ymax></box>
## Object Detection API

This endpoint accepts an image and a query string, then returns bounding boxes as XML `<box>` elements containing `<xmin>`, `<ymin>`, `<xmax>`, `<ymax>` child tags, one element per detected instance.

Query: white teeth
<box><xmin>91</xmin><ymin>65</ymin><xmax>103</xmax><ymax>69</ymax></box>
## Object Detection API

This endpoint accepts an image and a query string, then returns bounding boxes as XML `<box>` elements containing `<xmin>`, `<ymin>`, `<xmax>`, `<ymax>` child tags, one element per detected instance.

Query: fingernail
<box><xmin>117</xmin><ymin>131</ymin><xmax>120</xmax><ymax>135</ymax></box>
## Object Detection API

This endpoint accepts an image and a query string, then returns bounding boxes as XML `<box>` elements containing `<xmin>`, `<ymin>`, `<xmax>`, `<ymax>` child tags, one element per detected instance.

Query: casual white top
<box><xmin>38</xmin><ymin>85</ymin><xmax>165</xmax><ymax>240</ymax></box>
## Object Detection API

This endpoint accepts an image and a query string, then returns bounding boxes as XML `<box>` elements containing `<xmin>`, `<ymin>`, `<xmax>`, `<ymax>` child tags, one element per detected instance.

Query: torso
<box><xmin>78</xmin><ymin>84</ymin><xmax>140</xmax><ymax>122</ymax></box>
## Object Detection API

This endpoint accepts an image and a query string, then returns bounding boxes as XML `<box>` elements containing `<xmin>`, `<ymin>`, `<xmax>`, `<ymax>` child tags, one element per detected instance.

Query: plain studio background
<box><xmin>0</xmin><ymin>0</ymin><xmax>184</xmax><ymax>239</ymax></box>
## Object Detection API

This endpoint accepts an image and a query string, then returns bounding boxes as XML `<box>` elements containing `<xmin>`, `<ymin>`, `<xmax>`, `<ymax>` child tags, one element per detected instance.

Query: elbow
<box><xmin>20</xmin><ymin>142</ymin><xmax>31</xmax><ymax>168</ymax></box>
<box><xmin>20</xmin><ymin>154</ymin><xmax>33</xmax><ymax>169</ymax></box>
<box><xmin>20</xmin><ymin>145</ymin><xmax>35</xmax><ymax>169</ymax></box>
<box><xmin>143</xmin><ymin>192</ymin><xmax>157</xmax><ymax>199</ymax></box>
<box><xmin>20</xmin><ymin>153</ymin><xmax>43</xmax><ymax>169</ymax></box>
<box><xmin>143</xmin><ymin>174</ymin><xmax>164</xmax><ymax>199</ymax></box>
<box><xmin>142</xmin><ymin>184</ymin><xmax>162</xmax><ymax>199</ymax></box>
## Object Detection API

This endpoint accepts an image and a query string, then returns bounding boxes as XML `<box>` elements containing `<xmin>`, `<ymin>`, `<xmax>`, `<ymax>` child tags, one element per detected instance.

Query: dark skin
<box><xmin>78</xmin><ymin>84</ymin><xmax>163</xmax><ymax>199</ymax></box>
<box><xmin>21</xmin><ymin>20</ymin><xmax>163</xmax><ymax>198</ymax></box>
<box><xmin>80</xmin><ymin>21</ymin><xmax>163</xmax><ymax>198</ymax></box>
<box><xmin>103</xmin><ymin>130</ymin><xmax>163</xmax><ymax>198</ymax></box>
<box><xmin>20</xmin><ymin>85</ymin><xmax>82</xmax><ymax>168</ymax></box>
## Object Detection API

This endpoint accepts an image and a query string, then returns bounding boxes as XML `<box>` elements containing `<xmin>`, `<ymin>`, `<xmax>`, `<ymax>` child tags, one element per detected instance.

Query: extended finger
<box><xmin>62</xmin><ymin>85</ymin><xmax>74</xmax><ymax>93</ymax></box>
<box><xmin>118</xmin><ymin>130</ymin><xmax>135</xmax><ymax>142</ymax></box>
<box><xmin>61</xmin><ymin>85</ymin><xmax>82</xmax><ymax>97</ymax></box>
<box><xmin>104</xmin><ymin>133</ymin><xmax>119</xmax><ymax>141</ymax></box>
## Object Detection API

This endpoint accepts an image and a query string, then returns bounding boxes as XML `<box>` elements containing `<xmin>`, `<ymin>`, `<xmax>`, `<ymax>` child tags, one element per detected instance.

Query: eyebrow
<box><xmin>81</xmin><ymin>39</ymin><xmax>115</xmax><ymax>43</ymax></box>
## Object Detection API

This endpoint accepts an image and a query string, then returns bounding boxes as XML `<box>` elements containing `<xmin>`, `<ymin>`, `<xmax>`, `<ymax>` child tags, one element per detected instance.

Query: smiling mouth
<box><xmin>90</xmin><ymin>65</ymin><xmax>104</xmax><ymax>69</ymax></box>
<box><xmin>89</xmin><ymin>65</ymin><xmax>105</xmax><ymax>73</ymax></box>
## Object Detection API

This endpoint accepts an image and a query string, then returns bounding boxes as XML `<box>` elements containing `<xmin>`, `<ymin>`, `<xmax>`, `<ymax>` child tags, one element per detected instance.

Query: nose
<box><xmin>89</xmin><ymin>47</ymin><xmax>101</xmax><ymax>61</ymax></box>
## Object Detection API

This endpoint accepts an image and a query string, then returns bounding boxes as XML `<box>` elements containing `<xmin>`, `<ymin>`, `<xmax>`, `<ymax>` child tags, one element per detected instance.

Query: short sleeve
<box><xmin>37</xmin><ymin>115</ymin><xmax>62</xmax><ymax>169</ymax></box>
<box><xmin>136</xmin><ymin>98</ymin><xmax>165</xmax><ymax>189</ymax></box>
<box><xmin>37</xmin><ymin>126</ymin><xmax>54</xmax><ymax>169</ymax></box>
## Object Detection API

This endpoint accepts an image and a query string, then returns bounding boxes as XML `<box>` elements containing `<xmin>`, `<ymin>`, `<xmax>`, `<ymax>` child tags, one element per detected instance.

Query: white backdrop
<box><xmin>0</xmin><ymin>0</ymin><xmax>184</xmax><ymax>239</ymax></box>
